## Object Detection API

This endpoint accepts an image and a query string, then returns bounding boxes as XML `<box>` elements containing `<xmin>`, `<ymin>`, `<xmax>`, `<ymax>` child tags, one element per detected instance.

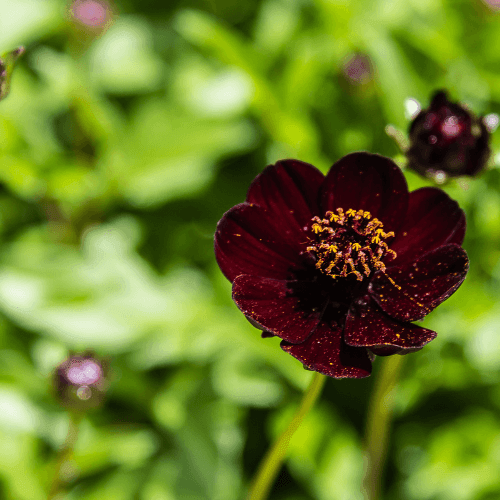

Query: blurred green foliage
<box><xmin>0</xmin><ymin>0</ymin><xmax>500</xmax><ymax>498</ymax></box>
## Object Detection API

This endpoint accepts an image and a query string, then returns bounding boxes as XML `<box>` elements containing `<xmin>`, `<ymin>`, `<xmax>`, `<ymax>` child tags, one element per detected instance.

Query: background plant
<box><xmin>0</xmin><ymin>0</ymin><xmax>499</xmax><ymax>499</ymax></box>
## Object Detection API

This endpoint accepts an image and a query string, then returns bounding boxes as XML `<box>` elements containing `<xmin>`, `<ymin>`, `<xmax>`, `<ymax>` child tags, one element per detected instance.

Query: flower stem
<box><xmin>47</xmin><ymin>412</ymin><xmax>81</xmax><ymax>500</ymax></box>
<box><xmin>246</xmin><ymin>371</ymin><xmax>327</xmax><ymax>500</ymax></box>
<box><xmin>363</xmin><ymin>354</ymin><xmax>405</xmax><ymax>500</ymax></box>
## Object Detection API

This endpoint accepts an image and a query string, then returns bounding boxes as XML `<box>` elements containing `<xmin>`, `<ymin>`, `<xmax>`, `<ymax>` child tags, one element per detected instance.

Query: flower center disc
<box><xmin>307</xmin><ymin>208</ymin><xmax>396</xmax><ymax>281</ymax></box>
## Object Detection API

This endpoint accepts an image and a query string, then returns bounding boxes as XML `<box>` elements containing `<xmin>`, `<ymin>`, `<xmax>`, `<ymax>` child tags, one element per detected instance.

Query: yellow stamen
<box><xmin>306</xmin><ymin>207</ymin><xmax>397</xmax><ymax>283</ymax></box>
<box><xmin>326</xmin><ymin>211</ymin><xmax>339</xmax><ymax>222</ymax></box>
<box><xmin>312</xmin><ymin>223</ymin><xmax>323</xmax><ymax>234</ymax></box>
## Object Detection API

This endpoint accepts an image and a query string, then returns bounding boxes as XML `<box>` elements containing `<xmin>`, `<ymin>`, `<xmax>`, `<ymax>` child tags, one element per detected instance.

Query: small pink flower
<box><xmin>69</xmin><ymin>0</ymin><xmax>114</xmax><ymax>33</ymax></box>
<box><xmin>55</xmin><ymin>353</ymin><xmax>109</xmax><ymax>410</ymax></box>
<box><xmin>343</xmin><ymin>54</ymin><xmax>373</xmax><ymax>85</ymax></box>
<box><xmin>482</xmin><ymin>0</ymin><xmax>500</xmax><ymax>11</ymax></box>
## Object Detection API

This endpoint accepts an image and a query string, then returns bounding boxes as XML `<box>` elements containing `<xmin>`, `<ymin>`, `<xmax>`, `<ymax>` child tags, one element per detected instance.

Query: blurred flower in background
<box><xmin>407</xmin><ymin>91</ymin><xmax>491</xmax><ymax>181</ymax></box>
<box><xmin>481</xmin><ymin>0</ymin><xmax>500</xmax><ymax>11</ymax></box>
<box><xmin>68</xmin><ymin>0</ymin><xmax>115</xmax><ymax>39</ymax></box>
<box><xmin>55</xmin><ymin>353</ymin><xmax>109</xmax><ymax>411</ymax></box>
<box><xmin>342</xmin><ymin>53</ymin><xmax>373</xmax><ymax>86</ymax></box>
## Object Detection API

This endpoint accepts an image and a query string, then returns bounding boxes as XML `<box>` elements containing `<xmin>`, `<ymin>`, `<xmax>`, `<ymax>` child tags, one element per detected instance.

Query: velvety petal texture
<box><xmin>321</xmin><ymin>152</ymin><xmax>408</xmax><ymax>232</ymax></box>
<box><xmin>369</xmin><ymin>244</ymin><xmax>468</xmax><ymax>321</ymax></box>
<box><xmin>247</xmin><ymin>159</ymin><xmax>324</xmax><ymax>233</ymax></box>
<box><xmin>390</xmin><ymin>187</ymin><xmax>466</xmax><ymax>266</ymax></box>
<box><xmin>214</xmin><ymin>153</ymin><xmax>469</xmax><ymax>378</ymax></box>
<box><xmin>232</xmin><ymin>275</ymin><xmax>325</xmax><ymax>343</ymax></box>
<box><xmin>215</xmin><ymin>203</ymin><xmax>303</xmax><ymax>282</ymax></box>
<box><xmin>345</xmin><ymin>297</ymin><xmax>437</xmax><ymax>351</ymax></box>
<box><xmin>281</xmin><ymin>323</ymin><xmax>373</xmax><ymax>378</ymax></box>
<box><xmin>215</xmin><ymin>160</ymin><xmax>324</xmax><ymax>282</ymax></box>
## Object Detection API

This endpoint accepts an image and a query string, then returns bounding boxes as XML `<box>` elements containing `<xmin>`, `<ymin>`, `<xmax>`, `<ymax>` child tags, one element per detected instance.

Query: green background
<box><xmin>1</xmin><ymin>0</ymin><xmax>500</xmax><ymax>498</ymax></box>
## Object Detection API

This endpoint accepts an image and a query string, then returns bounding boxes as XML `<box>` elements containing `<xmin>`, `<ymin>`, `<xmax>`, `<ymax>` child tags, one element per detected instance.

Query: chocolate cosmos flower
<box><xmin>407</xmin><ymin>91</ymin><xmax>490</xmax><ymax>179</ymax></box>
<box><xmin>215</xmin><ymin>153</ymin><xmax>469</xmax><ymax>378</ymax></box>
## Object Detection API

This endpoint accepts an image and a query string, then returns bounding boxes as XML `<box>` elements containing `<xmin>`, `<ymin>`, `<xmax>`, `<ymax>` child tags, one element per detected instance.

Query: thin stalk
<box><xmin>47</xmin><ymin>412</ymin><xmax>81</xmax><ymax>500</ymax></box>
<box><xmin>246</xmin><ymin>371</ymin><xmax>327</xmax><ymax>500</ymax></box>
<box><xmin>363</xmin><ymin>354</ymin><xmax>405</xmax><ymax>500</ymax></box>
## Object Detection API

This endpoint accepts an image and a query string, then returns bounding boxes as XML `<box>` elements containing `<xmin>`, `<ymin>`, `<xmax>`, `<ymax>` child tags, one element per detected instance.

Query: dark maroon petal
<box><xmin>261</xmin><ymin>331</ymin><xmax>275</xmax><ymax>338</ymax></box>
<box><xmin>345</xmin><ymin>297</ymin><xmax>437</xmax><ymax>351</ymax></box>
<box><xmin>369</xmin><ymin>243</ymin><xmax>468</xmax><ymax>322</ymax></box>
<box><xmin>368</xmin><ymin>345</ymin><xmax>404</xmax><ymax>356</ymax></box>
<box><xmin>244</xmin><ymin>315</ymin><xmax>274</xmax><ymax>337</ymax></box>
<box><xmin>321</xmin><ymin>152</ymin><xmax>408</xmax><ymax>232</ymax></box>
<box><xmin>215</xmin><ymin>203</ymin><xmax>305</xmax><ymax>282</ymax></box>
<box><xmin>245</xmin><ymin>315</ymin><xmax>264</xmax><ymax>330</ymax></box>
<box><xmin>232</xmin><ymin>275</ymin><xmax>325</xmax><ymax>343</ymax></box>
<box><xmin>390</xmin><ymin>187</ymin><xmax>465</xmax><ymax>266</ymax></box>
<box><xmin>247</xmin><ymin>159</ymin><xmax>324</xmax><ymax>236</ymax></box>
<box><xmin>246</xmin><ymin>312</ymin><xmax>286</xmax><ymax>338</ymax></box>
<box><xmin>369</xmin><ymin>345</ymin><xmax>424</xmax><ymax>356</ymax></box>
<box><xmin>280</xmin><ymin>323</ymin><xmax>372</xmax><ymax>378</ymax></box>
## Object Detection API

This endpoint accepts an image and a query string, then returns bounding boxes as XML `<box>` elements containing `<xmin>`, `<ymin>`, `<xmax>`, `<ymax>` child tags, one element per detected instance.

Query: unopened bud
<box><xmin>407</xmin><ymin>90</ymin><xmax>491</xmax><ymax>179</ymax></box>
<box><xmin>54</xmin><ymin>353</ymin><xmax>109</xmax><ymax>411</ymax></box>
<box><xmin>68</xmin><ymin>0</ymin><xmax>115</xmax><ymax>36</ymax></box>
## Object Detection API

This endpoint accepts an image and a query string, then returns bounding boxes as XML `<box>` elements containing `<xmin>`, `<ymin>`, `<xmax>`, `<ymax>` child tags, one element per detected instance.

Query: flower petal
<box><xmin>247</xmin><ymin>159</ymin><xmax>324</xmax><ymax>237</ymax></box>
<box><xmin>280</xmin><ymin>323</ymin><xmax>372</xmax><ymax>378</ymax></box>
<box><xmin>369</xmin><ymin>345</ymin><xmax>424</xmax><ymax>356</ymax></box>
<box><xmin>345</xmin><ymin>297</ymin><xmax>437</xmax><ymax>351</ymax></box>
<box><xmin>368</xmin><ymin>243</ymin><xmax>468</xmax><ymax>322</ymax></box>
<box><xmin>321</xmin><ymin>152</ymin><xmax>408</xmax><ymax>232</ymax></box>
<box><xmin>232</xmin><ymin>275</ymin><xmax>325</xmax><ymax>343</ymax></box>
<box><xmin>215</xmin><ymin>203</ymin><xmax>305</xmax><ymax>282</ymax></box>
<box><xmin>390</xmin><ymin>187</ymin><xmax>466</xmax><ymax>266</ymax></box>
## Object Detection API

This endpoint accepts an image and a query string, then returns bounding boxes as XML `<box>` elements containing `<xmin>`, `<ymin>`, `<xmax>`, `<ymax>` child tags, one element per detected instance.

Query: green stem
<box><xmin>47</xmin><ymin>412</ymin><xmax>81</xmax><ymax>500</ymax></box>
<box><xmin>363</xmin><ymin>354</ymin><xmax>405</xmax><ymax>500</ymax></box>
<box><xmin>246</xmin><ymin>371</ymin><xmax>327</xmax><ymax>500</ymax></box>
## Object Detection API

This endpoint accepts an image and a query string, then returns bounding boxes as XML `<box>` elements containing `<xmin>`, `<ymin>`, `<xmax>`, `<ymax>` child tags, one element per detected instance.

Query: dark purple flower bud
<box><xmin>407</xmin><ymin>91</ymin><xmax>491</xmax><ymax>180</ymax></box>
<box><xmin>54</xmin><ymin>353</ymin><xmax>109</xmax><ymax>411</ymax></box>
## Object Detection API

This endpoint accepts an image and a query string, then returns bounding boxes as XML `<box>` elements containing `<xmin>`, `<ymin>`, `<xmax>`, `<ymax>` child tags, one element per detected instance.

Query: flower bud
<box><xmin>342</xmin><ymin>53</ymin><xmax>373</xmax><ymax>85</ymax></box>
<box><xmin>481</xmin><ymin>0</ymin><xmax>500</xmax><ymax>11</ymax></box>
<box><xmin>54</xmin><ymin>353</ymin><xmax>109</xmax><ymax>411</ymax></box>
<box><xmin>68</xmin><ymin>0</ymin><xmax>114</xmax><ymax>36</ymax></box>
<box><xmin>407</xmin><ymin>90</ymin><xmax>491</xmax><ymax>180</ymax></box>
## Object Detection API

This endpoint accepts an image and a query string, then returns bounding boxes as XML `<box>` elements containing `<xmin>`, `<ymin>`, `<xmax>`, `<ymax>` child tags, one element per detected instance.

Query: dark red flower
<box><xmin>54</xmin><ymin>353</ymin><xmax>109</xmax><ymax>410</ymax></box>
<box><xmin>214</xmin><ymin>153</ymin><xmax>469</xmax><ymax>378</ymax></box>
<box><xmin>407</xmin><ymin>91</ymin><xmax>490</xmax><ymax>180</ymax></box>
